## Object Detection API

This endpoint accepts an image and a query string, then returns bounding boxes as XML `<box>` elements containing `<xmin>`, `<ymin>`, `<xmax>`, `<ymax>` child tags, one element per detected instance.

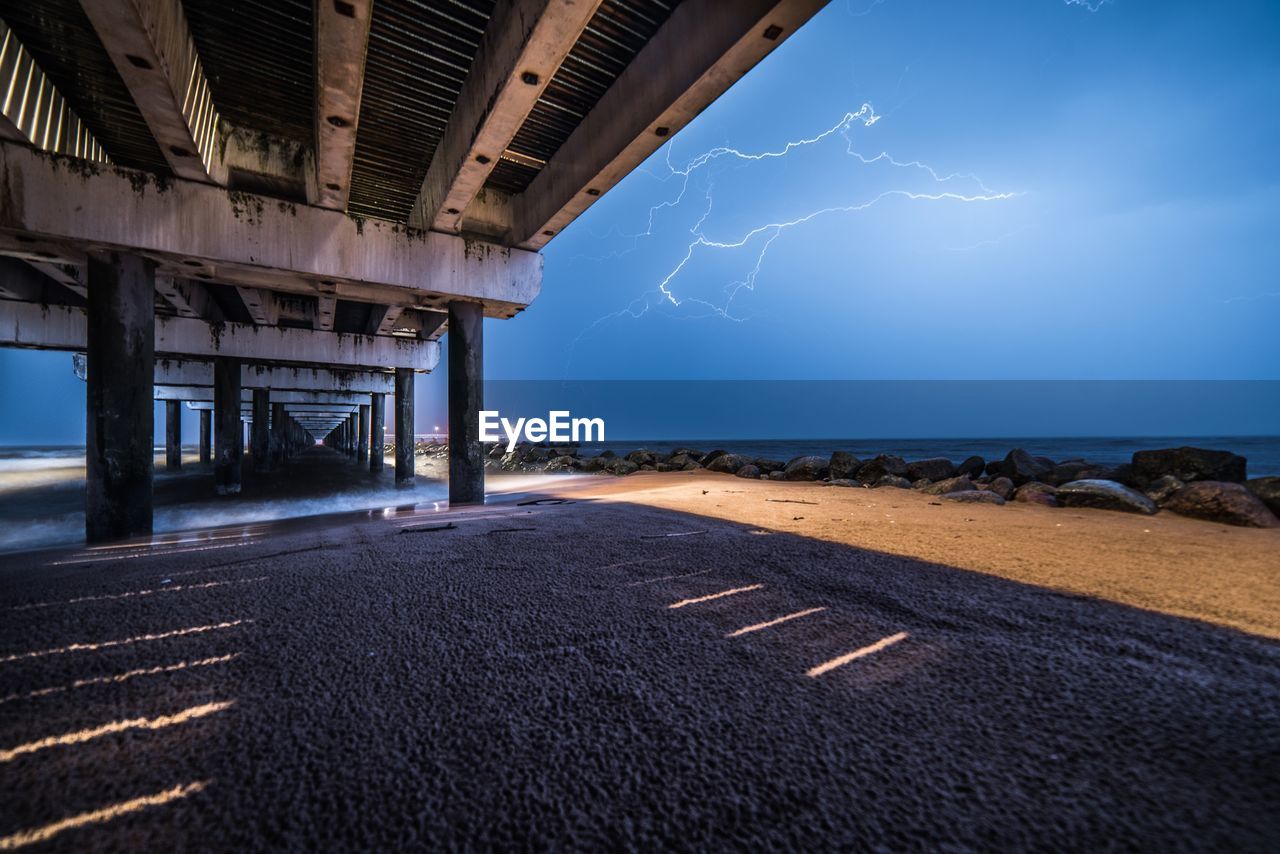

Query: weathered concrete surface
<box><xmin>165</xmin><ymin>399</ymin><xmax>182</xmax><ymax>471</ymax></box>
<box><xmin>1</xmin><ymin>302</ymin><xmax>439</xmax><ymax>370</ymax></box>
<box><xmin>84</xmin><ymin>252</ymin><xmax>154</xmax><ymax>542</ymax></box>
<box><xmin>198</xmin><ymin>408</ymin><xmax>211</xmax><ymax>464</ymax></box>
<box><xmin>251</xmin><ymin>390</ymin><xmax>270</xmax><ymax>473</ymax></box>
<box><xmin>0</xmin><ymin>142</ymin><xmax>542</xmax><ymax>315</ymax></box>
<box><xmin>395</xmin><ymin>368</ymin><xmax>414</xmax><ymax>485</ymax></box>
<box><xmin>369</xmin><ymin>393</ymin><xmax>385</xmax><ymax>472</ymax></box>
<box><xmin>358</xmin><ymin>404</ymin><xmax>370</xmax><ymax>463</ymax></box>
<box><xmin>213</xmin><ymin>358</ymin><xmax>241</xmax><ymax>495</ymax></box>
<box><xmin>313</xmin><ymin>0</ymin><xmax>372</xmax><ymax>211</ymax></box>
<box><xmin>448</xmin><ymin>300</ymin><xmax>485</xmax><ymax>505</ymax></box>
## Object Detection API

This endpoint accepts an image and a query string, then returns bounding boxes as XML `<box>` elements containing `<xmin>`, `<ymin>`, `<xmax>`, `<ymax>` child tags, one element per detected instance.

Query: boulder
<box><xmin>605</xmin><ymin>458</ymin><xmax>639</xmax><ymax>476</ymax></box>
<box><xmin>906</xmin><ymin>457</ymin><xmax>956</xmax><ymax>482</ymax></box>
<box><xmin>1142</xmin><ymin>475</ymin><xmax>1184</xmax><ymax>505</ymax></box>
<box><xmin>1000</xmin><ymin>448</ymin><xmax>1053</xmax><ymax>484</ymax></box>
<box><xmin>754</xmin><ymin>458</ymin><xmax>787</xmax><ymax>475</ymax></box>
<box><xmin>544</xmin><ymin>455</ymin><xmax>579</xmax><ymax>472</ymax></box>
<box><xmin>700</xmin><ymin>449</ymin><xmax>729</xmax><ymax>466</ymax></box>
<box><xmin>956</xmin><ymin>456</ymin><xmax>986</xmax><ymax>478</ymax></box>
<box><xmin>922</xmin><ymin>475</ymin><xmax>974</xmax><ymax>495</ymax></box>
<box><xmin>784</xmin><ymin>455</ymin><xmax>830</xmax><ymax>481</ymax></box>
<box><xmin>667</xmin><ymin>453</ymin><xmax>693</xmax><ymax>468</ymax></box>
<box><xmin>1246</xmin><ymin>476</ymin><xmax>1280</xmax><ymax>517</ymax></box>
<box><xmin>671</xmin><ymin>447</ymin><xmax>704</xmax><ymax>459</ymax></box>
<box><xmin>599</xmin><ymin>449</ymin><xmax>616</xmax><ymax>459</ymax></box>
<box><xmin>943</xmin><ymin>490</ymin><xmax>1006</xmax><ymax>505</ymax></box>
<box><xmin>1013</xmin><ymin>482</ymin><xmax>1058</xmax><ymax>506</ymax></box>
<box><xmin>911</xmin><ymin>479</ymin><xmax>932</xmax><ymax>490</ymax></box>
<box><xmin>856</xmin><ymin>455</ymin><xmax>908</xmax><ymax>483</ymax></box>
<box><xmin>767</xmin><ymin>470</ymin><xmax>786</xmax><ymax>481</ymax></box>
<box><xmin>735</xmin><ymin>464</ymin><xmax>762</xmax><ymax>479</ymax></box>
<box><xmin>984</xmin><ymin>477</ymin><xmax>1015</xmax><ymax>500</ymax></box>
<box><xmin>1045</xmin><ymin>460</ymin><xmax>1100</xmax><ymax>486</ymax></box>
<box><xmin>827</xmin><ymin>478</ymin><xmax>860</xmax><ymax>488</ymax></box>
<box><xmin>1163</xmin><ymin>481</ymin><xmax>1279</xmax><ymax>528</ymax></box>
<box><xmin>1130</xmin><ymin>446</ymin><xmax>1247</xmax><ymax>487</ymax></box>
<box><xmin>874</xmin><ymin>475</ymin><xmax>913</xmax><ymax>489</ymax></box>
<box><xmin>656</xmin><ymin>462</ymin><xmax>682</xmax><ymax>473</ymax></box>
<box><xmin>828</xmin><ymin>451</ymin><xmax>862</xmax><ymax>481</ymax></box>
<box><xmin>707</xmin><ymin>453</ymin><xmax>752</xmax><ymax>475</ymax></box>
<box><xmin>1056</xmin><ymin>480</ymin><xmax>1157</xmax><ymax>515</ymax></box>
<box><xmin>580</xmin><ymin>456</ymin><xmax>609</xmax><ymax>472</ymax></box>
<box><xmin>626</xmin><ymin>449</ymin><xmax>657</xmax><ymax>466</ymax></box>
<box><xmin>681</xmin><ymin>461</ymin><xmax>703</xmax><ymax>472</ymax></box>
<box><xmin>640</xmin><ymin>464</ymin><xmax>656</xmax><ymax>471</ymax></box>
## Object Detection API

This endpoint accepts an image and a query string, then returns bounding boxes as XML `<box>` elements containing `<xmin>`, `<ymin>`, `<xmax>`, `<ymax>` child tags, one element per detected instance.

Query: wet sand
<box><xmin>1</xmin><ymin>460</ymin><xmax>1277</xmax><ymax>849</ymax></box>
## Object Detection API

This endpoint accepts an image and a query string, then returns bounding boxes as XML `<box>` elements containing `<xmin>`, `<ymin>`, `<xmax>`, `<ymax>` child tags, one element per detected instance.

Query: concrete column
<box><xmin>271</xmin><ymin>402</ymin><xmax>287</xmax><ymax>465</ymax></box>
<box><xmin>85</xmin><ymin>252</ymin><xmax>154</xmax><ymax>542</ymax></box>
<box><xmin>165</xmin><ymin>399</ymin><xmax>182</xmax><ymax>470</ymax></box>
<box><xmin>395</xmin><ymin>367</ymin><xmax>414</xmax><ymax>484</ymax></box>
<box><xmin>199</xmin><ymin>409</ymin><xmax>212</xmax><ymax>464</ymax></box>
<box><xmin>448</xmin><ymin>300</ymin><xmax>484</xmax><ymax>505</ymax></box>
<box><xmin>214</xmin><ymin>358</ymin><xmax>242</xmax><ymax>495</ymax></box>
<box><xmin>349</xmin><ymin>413</ymin><xmax>358</xmax><ymax>457</ymax></box>
<box><xmin>358</xmin><ymin>404</ymin><xmax>370</xmax><ymax>463</ymax></box>
<box><xmin>369</xmin><ymin>393</ymin><xmax>385</xmax><ymax>472</ymax></box>
<box><xmin>252</xmin><ymin>389</ymin><xmax>271</xmax><ymax>473</ymax></box>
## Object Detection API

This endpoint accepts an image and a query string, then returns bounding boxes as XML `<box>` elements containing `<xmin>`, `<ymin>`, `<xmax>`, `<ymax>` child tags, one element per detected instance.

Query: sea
<box><xmin>1</xmin><ymin>436</ymin><xmax>1276</xmax><ymax>554</ymax></box>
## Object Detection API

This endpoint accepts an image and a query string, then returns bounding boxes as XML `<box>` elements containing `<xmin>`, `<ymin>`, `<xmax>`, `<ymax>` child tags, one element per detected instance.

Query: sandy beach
<box><xmin>2</xmin><ymin>456</ymin><xmax>1277</xmax><ymax>849</ymax></box>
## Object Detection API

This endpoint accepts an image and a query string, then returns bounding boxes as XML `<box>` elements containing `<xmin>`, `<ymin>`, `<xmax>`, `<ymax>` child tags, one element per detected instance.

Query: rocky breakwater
<box><xmin>476</xmin><ymin>441</ymin><xmax>1280</xmax><ymax>529</ymax></box>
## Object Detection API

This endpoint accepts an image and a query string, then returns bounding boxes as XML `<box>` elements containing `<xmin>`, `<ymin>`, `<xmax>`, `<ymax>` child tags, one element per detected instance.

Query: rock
<box><xmin>943</xmin><ymin>490</ymin><xmax>1006</xmax><ymax>505</ymax></box>
<box><xmin>828</xmin><ymin>451</ymin><xmax>862</xmax><ymax>480</ymax></box>
<box><xmin>827</xmin><ymin>478</ymin><xmax>860</xmax><ymax>488</ymax></box>
<box><xmin>956</xmin><ymin>456</ymin><xmax>985</xmax><ymax>478</ymax></box>
<box><xmin>487</xmin><ymin>444</ymin><xmax>506</xmax><ymax>459</ymax></box>
<box><xmin>1131</xmin><ymin>446</ymin><xmax>1247</xmax><ymax>487</ymax></box>
<box><xmin>626</xmin><ymin>449</ymin><xmax>656</xmax><ymax>466</ymax></box>
<box><xmin>550</xmin><ymin>446</ymin><xmax>578</xmax><ymax>458</ymax></box>
<box><xmin>922</xmin><ymin>475</ymin><xmax>974</xmax><ymax>495</ymax></box>
<box><xmin>906</xmin><ymin>457</ymin><xmax>956</xmax><ymax>482</ymax></box>
<box><xmin>639</xmin><ymin>464</ymin><xmax>655</xmax><ymax>471</ymax></box>
<box><xmin>681</xmin><ymin>461</ymin><xmax>703</xmax><ymax>471</ymax></box>
<box><xmin>911</xmin><ymin>478</ymin><xmax>932</xmax><ymax>490</ymax></box>
<box><xmin>1163</xmin><ymin>481</ymin><xmax>1279</xmax><ymax>528</ymax></box>
<box><xmin>1000</xmin><ymin>448</ymin><xmax>1053</xmax><ymax>484</ymax></box>
<box><xmin>735</xmin><ymin>464</ymin><xmax>762</xmax><ymax>479</ymax></box>
<box><xmin>783</xmin><ymin>455</ymin><xmax>830</xmax><ymax>481</ymax></box>
<box><xmin>1143</xmin><ymin>475</ymin><xmax>1184</xmax><ymax>505</ymax></box>
<box><xmin>605</xmin><ymin>458</ymin><xmax>639</xmax><ymax>476</ymax></box>
<box><xmin>983</xmin><ymin>477</ymin><xmax>1015</xmax><ymax>500</ymax></box>
<box><xmin>544</xmin><ymin>455</ymin><xmax>579</xmax><ymax>472</ymax></box>
<box><xmin>767</xmin><ymin>470</ymin><xmax>786</xmax><ymax>481</ymax></box>
<box><xmin>1246</xmin><ymin>477</ymin><xmax>1280</xmax><ymax>516</ymax></box>
<box><xmin>707</xmin><ymin>453</ymin><xmax>752</xmax><ymax>474</ymax></box>
<box><xmin>1045</xmin><ymin>460</ymin><xmax>1099</xmax><ymax>486</ymax></box>
<box><xmin>700</xmin><ymin>449</ymin><xmax>729</xmax><ymax>466</ymax></box>
<box><xmin>580</xmin><ymin>456</ymin><xmax>609</xmax><ymax>472</ymax></box>
<box><xmin>656</xmin><ymin>462</ymin><xmax>682</xmax><ymax>473</ymax></box>
<box><xmin>1056</xmin><ymin>480</ymin><xmax>1157</xmax><ymax>515</ymax></box>
<box><xmin>856</xmin><ymin>455</ymin><xmax>908</xmax><ymax>483</ymax></box>
<box><xmin>1013</xmin><ymin>482</ymin><xmax>1058</xmax><ymax>506</ymax></box>
<box><xmin>598</xmin><ymin>449</ymin><xmax>616</xmax><ymax>459</ymax></box>
<box><xmin>875</xmin><ymin>475</ymin><xmax>913</xmax><ymax>489</ymax></box>
<box><xmin>671</xmin><ymin>447</ymin><xmax>704</xmax><ymax>459</ymax></box>
<box><xmin>754</xmin><ymin>458</ymin><xmax>787</xmax><ymax>475</ymax></box>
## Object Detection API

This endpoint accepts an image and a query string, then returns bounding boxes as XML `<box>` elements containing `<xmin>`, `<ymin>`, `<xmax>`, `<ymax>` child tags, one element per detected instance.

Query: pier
<box><xmin>0</xmin><ymin>0</ymin><xmax>822</xmax><ymax>541</ymax></box>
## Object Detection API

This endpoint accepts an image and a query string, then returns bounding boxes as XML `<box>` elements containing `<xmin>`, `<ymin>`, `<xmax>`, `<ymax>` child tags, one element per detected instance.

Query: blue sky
<box><xmin>3</xmin><ymin>0</ymin><xmax>1278</xmax><ymax>443</ymax></box>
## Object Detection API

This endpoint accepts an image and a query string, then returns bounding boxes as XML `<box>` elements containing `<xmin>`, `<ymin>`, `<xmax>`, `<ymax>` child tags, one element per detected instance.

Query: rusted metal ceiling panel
<box><xmin>347</xmin><ymin>0</ymin><xmax>496</xmax><ymax>222</ymax></box>
<box><xmin>0</xmin><ymin>0</ymin><xmax>170</xmax><ymax>173</ymax></box>
<box><xmin>484</xmin><ymin>0</ymin><xmax>680</xmax><ymax>195</ymax></box>
<box><xmin>182</xmin><ymin>0</ymin><xmax>314</xmax><ymax>145</ymax></box>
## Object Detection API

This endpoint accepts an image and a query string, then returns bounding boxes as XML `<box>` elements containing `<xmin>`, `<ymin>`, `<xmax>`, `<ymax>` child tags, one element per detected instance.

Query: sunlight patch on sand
<box><xmin>727</xmin><ymin>607</ymin><xmax>827</xmax><ymax>637</ymax></box>
<box><xmin>668</xmin><ymin>584</ymin><xmax>763</xmax><ymax>609</ymax></box>
<box><xmin>0</xmin><ymin>654</ymin><xmax>240</xmax><ymax>706</ymax></box>
<box><xmin>0</xmin><ymin>781</ymin><xmax>208</xmax><ymax>849</ymax></box>
<box><xmin>0</xmin><ymin>701</ymin><xmax>234</xmax><ymax>762</ymax></box>
<box><xmin>807</xmin><ymin>631</ymin><xmax>909</xmax><ymax>677</ymax></box>
<box><xmin>0</xmin><ymin>620</ymin><xmax>250</xmax><ymax>663</ymax></box>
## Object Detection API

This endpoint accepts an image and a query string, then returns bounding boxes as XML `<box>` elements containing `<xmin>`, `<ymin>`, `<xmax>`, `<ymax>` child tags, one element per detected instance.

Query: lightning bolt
<box><xmin>1062</xmin><ymin>0</ymin><xmax>1112</xmax><ymax>10</ymax></box>
<box><xmin>566</xmin><ymin>104</ymin><xmax>1018</xmax><ymax>365</ymax></box>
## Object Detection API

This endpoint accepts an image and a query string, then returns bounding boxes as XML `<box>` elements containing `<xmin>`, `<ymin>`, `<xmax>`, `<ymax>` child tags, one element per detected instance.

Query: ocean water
<box><xmin>1</xmin><ymin>436</ymin><xmax>1276</xmax><ymax>554</ymax></box>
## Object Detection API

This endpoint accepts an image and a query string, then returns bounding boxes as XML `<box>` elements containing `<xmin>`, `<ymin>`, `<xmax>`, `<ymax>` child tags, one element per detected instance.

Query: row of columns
<box><xmin>83</xmin><ymin>251</ymin><xmax>486</xmax><ymax>543</ymax></box>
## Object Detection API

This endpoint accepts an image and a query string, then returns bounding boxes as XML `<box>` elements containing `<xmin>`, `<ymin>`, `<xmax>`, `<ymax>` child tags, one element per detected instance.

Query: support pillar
<box><xmin>165</xmin><ymin>399</ymin><xmax>182</xmax><ymax>470</ymax></box>
<box><xmin>349</xmin><ymin>413</ymin><xmax>358</xmax><ymax>457</ymax></box>
<box><xmin>252</xmin><ymin>389</ymin><xmax>270</xmax><ymax>473</ymax></box>
<box><xmin>448</xmin><ymin>300</ymin><xmax>484</xmax><ymax>505</ymax></box>
<box><xmin>395</xmin><ymin>368</ymin><xmax>414</xmax><ymax>485</ymax></box>
<box><xmin>369</xmin><ymin>393</ymin><xmax>385</xmax><ymax>472</ymax></box>
<box><xmin>358</xmin><ymin>404</ymin><xmax>369</xmax><ymax>463</ymax></box>
<box><xmin>85</xmin><ymin>252</ymin><xmax>154</xmax><ymax>542</ymax></box>
<box><xmin>199</xmin><ymin>409</ymin><xmax>212</xmax><ymax>464</ymax></box>
<box><xmin>214</xmin><ymin>358</ymin><xmax>242</xmax><ymax>495</ymax></box>
<box><xmin>272</xmin><ymin>402</ymin><xmax>287</xmax><ymax>465</ymax></box>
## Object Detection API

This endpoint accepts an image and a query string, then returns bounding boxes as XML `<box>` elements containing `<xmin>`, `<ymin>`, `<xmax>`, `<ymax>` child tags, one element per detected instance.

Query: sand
<box><xmin>0</xmin><ymin>460</ymin><xmax>1277</xmax><ymax>850</ymax></box>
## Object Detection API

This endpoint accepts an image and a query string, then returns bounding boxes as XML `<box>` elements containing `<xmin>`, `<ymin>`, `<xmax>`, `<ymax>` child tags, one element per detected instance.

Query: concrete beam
<box><xmin>511</xmin><ymin>0</ymin><xmax>826</xmax><ymax>250</ymax></box>
<box><xmin>409</xmin><ymin>0</ymin><xmax>601</xmax><ymax>234</ymax></box>
<box><xmin>314</xmin><ymin>0</ymin><xmax>373</xmax><ymax>210</ymax></box>
<box><xmin>79</xmin><ymin>0</ymin><xmax>221</xmax><ymax>181</ymax></box>
<box><xmin>235</xmin><ymin>287</ymin><xmax>279</xmax><ymax>325</ymax></box>
<box><xmin>0</xmin><ymin>142</ymin><xmax>542</xmax><ymax>316</ymax></box>
<box><xmin>1</xmin><ymin>301</ymin><xmax>440</xmax><ymax>369</ymax></box>
<box><xmin>73</xmin><ymin>355</ymin><xmax>397</xmax><ymax>394</ymax></box>
<box><xmin>156</xmin><ymin>275</ymin><xmax>222</xmax><ymax>320</ymax></box>
<box><xmin>155</xmin><ymin>387</ymin><xmax>371</xmax><ymax>406</ymax></box>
